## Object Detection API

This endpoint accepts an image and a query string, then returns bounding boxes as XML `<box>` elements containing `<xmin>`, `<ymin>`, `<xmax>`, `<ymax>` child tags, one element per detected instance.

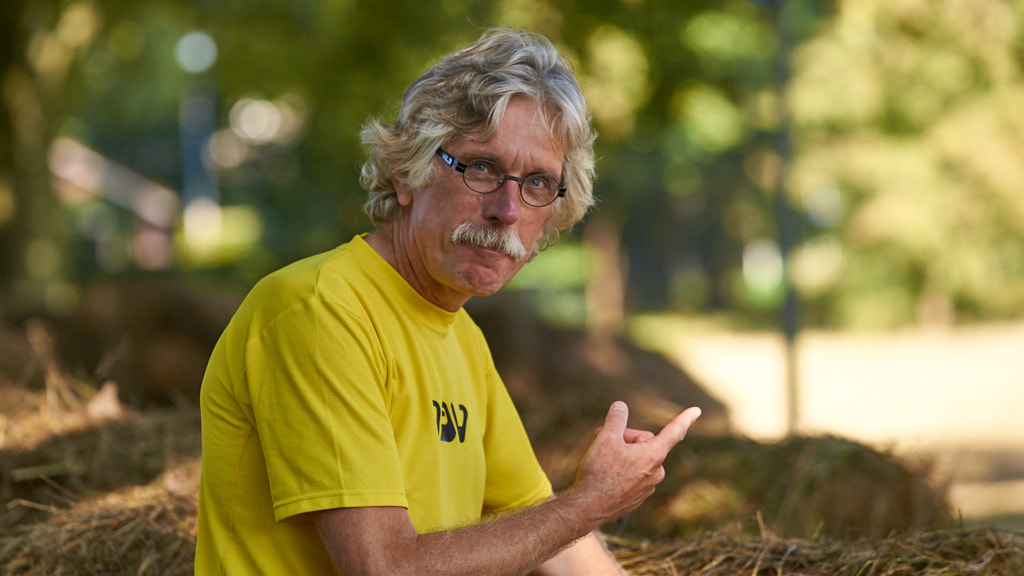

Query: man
<box><xmin>196</xmin><ymin>28</ymin><xmax>701</xmax><ymax>575</ymax></box>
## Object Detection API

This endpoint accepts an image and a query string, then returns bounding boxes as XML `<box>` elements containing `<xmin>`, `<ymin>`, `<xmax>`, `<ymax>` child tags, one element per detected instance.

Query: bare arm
<box><xmin>314</xmin><ymin>401</ymin><xmax>701</xmax><ymax>576</ymax></box>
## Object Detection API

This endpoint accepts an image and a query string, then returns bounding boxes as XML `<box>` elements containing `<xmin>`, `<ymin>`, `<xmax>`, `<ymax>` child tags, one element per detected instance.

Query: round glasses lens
<box><xmin>522</xmin><ymin>175</ymin><xmax>560</xmax><ymax>206</ymax></box>
<box><xmin>463</xmin><ymin>160</ymin><xmax>503</xmax><ymax>193</ymax></box>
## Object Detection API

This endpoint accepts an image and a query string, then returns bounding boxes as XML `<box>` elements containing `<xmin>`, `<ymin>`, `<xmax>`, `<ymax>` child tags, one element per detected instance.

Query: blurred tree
<box><xmin>0</xmin><ymin>0</ymin><xmax>86</xmax><ymax>315</ymax></box>
<box><xmin>3</xmin><ymin>0</ymin><xmax>1021</xmax><ymax>331</ymax></box>
<box><xmin>788</xmin><ymin>0</ymin><xmax>1024</xmax><ymax>327</ymax></box>
<box><xmin>0</xmin><ymin>0</ymin><xmax>511</xmax><ymax>311</ymax></box>
<box><xmin>536</xmin><ymin>0</ymin><xmax>834</xmax><ymax>326</ymax></box>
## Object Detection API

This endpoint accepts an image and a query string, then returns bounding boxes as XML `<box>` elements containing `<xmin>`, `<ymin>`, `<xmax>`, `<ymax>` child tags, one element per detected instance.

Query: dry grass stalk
<box><xmin>25</xmin><ymin>320</ymin><xmax>84</xmax><ymax>416</ymax></box>
<box><xmin>607</xmin><ymin>528</ymin><xmax>1024</xmax><ymax>576</ymax></box>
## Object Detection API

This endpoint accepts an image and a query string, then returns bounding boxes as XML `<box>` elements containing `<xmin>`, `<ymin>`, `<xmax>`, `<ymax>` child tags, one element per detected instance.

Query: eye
<box><xmin>525</xmin><ymin>175</ymin><xmax>556</xmax><ymax>192</ymax></box>
<box><xmin>465</xmin><ymin>160</ymin><xmax>501</xmax><ymax>179</ymax></box>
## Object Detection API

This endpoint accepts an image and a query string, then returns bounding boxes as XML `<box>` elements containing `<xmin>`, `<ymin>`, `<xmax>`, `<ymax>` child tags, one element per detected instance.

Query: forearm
<box><xmin>318</xmin><ymin>490</ymin><xmax>606</xmax><ymax>576</ymax></box>
<box><xmin>418</xmin><ymin>494</ymin><xmax>597</xmax><ymax>575</ymax></box>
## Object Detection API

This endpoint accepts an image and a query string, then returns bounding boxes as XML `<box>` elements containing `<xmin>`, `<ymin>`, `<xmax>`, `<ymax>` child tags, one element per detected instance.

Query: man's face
<box><xmin>392</xmin><ymin>96</ymin><xmax>563</xmax><ymax>311</ymax></box>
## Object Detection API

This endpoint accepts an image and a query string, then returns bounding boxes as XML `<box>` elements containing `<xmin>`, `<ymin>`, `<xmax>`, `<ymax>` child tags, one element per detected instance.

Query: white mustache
<box><xmin>450</xmin><ymin>223</ymin><xmax>529</xmax><ymax>261</ymax></box>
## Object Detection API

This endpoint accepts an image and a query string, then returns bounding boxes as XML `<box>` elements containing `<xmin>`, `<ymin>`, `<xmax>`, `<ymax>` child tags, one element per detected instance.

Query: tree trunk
<box><xmin>583</xmin><ymin>214</ymin><xmax>626</xmax><ymax>338</ymax></box>
<box><xmin>0</xmin><ymin>0</ymin><xmax>67</xmax><ymax>317</ymax></box>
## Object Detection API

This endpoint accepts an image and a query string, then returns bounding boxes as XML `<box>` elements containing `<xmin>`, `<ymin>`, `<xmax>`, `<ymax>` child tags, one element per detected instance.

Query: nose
<box><xmin>482</xmin><ymin>179</ymin><xmax>521</xmax><ymax>225</ymax></box>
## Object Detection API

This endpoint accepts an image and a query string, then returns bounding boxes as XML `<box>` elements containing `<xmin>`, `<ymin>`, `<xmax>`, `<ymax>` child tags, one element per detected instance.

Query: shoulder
<box><xmin>232</xmin><ymin>240</ymin><xmax>375</xmax><ymax>337</ymax></box>
<box><xmin>253</xmin><ymin>239</ymin><xmax>372</xmax><ymax>306</ymax></box>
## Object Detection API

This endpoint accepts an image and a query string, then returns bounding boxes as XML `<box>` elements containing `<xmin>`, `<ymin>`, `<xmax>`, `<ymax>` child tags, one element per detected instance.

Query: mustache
<box><xmin>450</xmin><ymin>223</ymin><xmax>530</xmax><ymax>261</ymax></box>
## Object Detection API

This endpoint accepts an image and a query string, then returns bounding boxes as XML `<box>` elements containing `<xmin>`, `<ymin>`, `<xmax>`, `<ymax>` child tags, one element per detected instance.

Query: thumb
<box><xmin>601</xmin><ymin>401</ymin><xmax>629</xmax><ymax>438</ymax></box>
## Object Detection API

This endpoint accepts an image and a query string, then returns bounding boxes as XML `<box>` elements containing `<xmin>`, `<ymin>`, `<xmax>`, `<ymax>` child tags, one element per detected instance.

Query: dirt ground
<box><xmin>631</xmin><ymin>317</ymin><xmax>1024</xmax><ymax>530</ymax></box>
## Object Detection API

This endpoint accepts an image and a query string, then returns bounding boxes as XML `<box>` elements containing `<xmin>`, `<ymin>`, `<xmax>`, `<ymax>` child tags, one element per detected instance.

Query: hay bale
<box><xmin>0</xmin><ymin>406</ymin><xmax>201</xmax><ymax>526</ymax></box>
<box><xmin>0</xmin><ymin>483</ymin><xmax>197</xmax><ymax>576</ymax></box>
<box><xmin>607</xmin><ymin>435</ymin><xmax>953</xmax><ymax>541</ymax></box>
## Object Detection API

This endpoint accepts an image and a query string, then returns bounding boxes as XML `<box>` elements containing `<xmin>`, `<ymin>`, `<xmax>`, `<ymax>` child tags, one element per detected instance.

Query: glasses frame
<box><xmin>435</xmin><ymin>148</ymin><xmax>566</xmax><ymax>208</ymax></box>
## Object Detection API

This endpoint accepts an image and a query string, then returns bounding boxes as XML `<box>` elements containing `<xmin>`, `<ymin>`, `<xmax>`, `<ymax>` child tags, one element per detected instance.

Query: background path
<box><xmin>635</xmin><ymin>318</ymin><xmax>1024</xmax><ymax>530</ymax></box>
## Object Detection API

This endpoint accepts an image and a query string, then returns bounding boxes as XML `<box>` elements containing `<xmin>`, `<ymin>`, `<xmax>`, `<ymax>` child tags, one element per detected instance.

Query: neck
<box><xmin>365</xmin><ymin>225</ymin><xmax>472</xmax><ymax>313</ymax></box>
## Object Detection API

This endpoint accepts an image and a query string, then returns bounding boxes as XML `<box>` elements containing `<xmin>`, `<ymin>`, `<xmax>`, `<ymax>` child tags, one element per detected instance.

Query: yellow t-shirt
<box><xmin>195</xmin><ymin>235</ymin><xmax>552</xmax><ymax>575</ymax></box>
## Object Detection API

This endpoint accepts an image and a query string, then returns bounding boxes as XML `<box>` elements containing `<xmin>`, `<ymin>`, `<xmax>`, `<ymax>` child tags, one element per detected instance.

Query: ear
<box><xmin>393</xmin><ymin>172</ymin><xmax>414</xmax><ymax>207</ymax></box>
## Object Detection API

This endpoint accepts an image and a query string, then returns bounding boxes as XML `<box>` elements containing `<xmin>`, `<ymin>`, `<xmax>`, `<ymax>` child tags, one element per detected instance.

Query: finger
<box><xmin>652</xmin><ymin>406</ymin><xmax>702</xmax><ymax>449</ymax></box>
<box><xmin>623</xmin><ymin>428</ymin><xmax>655</xmax><ymax>444</ymax></box>
<box><xmin>600</xmin><ymin>401</ymin><xmax>629</xmax><ymax>438</ymax></box>
<box><xmin>594</xmin><ymin>424</ymin><xmax>649</xmax><ymax>438</ymax></box>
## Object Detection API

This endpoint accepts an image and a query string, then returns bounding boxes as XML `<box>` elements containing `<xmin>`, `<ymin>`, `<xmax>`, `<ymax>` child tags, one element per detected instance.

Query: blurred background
<box><xmin>2</xmin><ymin>0</ymin><xmax>1024</xmax><ymax>544</ymax></box>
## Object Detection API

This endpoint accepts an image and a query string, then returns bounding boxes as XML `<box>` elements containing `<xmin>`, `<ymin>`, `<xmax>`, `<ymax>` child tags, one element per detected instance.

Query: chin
<box><xmin>456</xmin><ymin>269</ymin><xmax>516</xmax><ymax>297</ymax></box>
<box><xmin>465</xmin><ymin>278</ymin><xmax>509</xmax><ymax>297</ymax></box>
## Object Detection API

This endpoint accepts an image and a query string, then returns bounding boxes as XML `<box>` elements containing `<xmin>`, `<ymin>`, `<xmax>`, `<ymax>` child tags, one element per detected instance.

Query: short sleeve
<box><xmin>246</xmin><ymin>297</ymin><xmax>409</xmax><ymax>521</ymax></box>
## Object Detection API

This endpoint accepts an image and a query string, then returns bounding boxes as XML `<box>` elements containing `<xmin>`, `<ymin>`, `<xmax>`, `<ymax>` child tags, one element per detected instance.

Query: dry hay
<box><xmin>616</xmin><ymin>435</ymin><xmax>954</xmax><ymax>542</ymax></box>
<box><xmin>1</xmin><ymin>483</ymin><xmax>1019</xmax><ymax>576</ymax></box>
<box><xmin>534</xmin><ymin>430</ymin><xmax>952</xmax><ymax>542</ymax></box>
<box><xmin>0</xmin><ymin>482</ymin><xmax>197</xmax><ymax>576</ymax></box>
<box><xmin>0</xmin><ymin>400</ymin><xmax>201</xmax><ymax>529</ymax></box>
<box><xmin>607</xmin><ymin>529</ymin><xmax>1024</xmax><ymax>576</ymax></box>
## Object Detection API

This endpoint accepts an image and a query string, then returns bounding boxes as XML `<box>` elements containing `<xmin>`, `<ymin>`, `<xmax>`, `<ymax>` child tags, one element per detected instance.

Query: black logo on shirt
<box><xmin>433</xmin><ymin>401</ymin><xmax>468</xmax><ymax>443</ymax></box>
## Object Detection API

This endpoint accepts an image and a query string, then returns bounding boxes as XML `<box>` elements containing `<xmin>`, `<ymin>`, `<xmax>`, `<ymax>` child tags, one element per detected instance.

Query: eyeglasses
<box><xmin>435</xmin><ymin>148</ymin><xmax>566</xmax><ymax>208</ymax></box>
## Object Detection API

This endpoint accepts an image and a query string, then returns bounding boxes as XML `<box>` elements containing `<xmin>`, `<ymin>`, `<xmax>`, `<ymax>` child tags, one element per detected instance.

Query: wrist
<box><xmin>551</xmin><ymin>485</ymin><xmax>608</xmax><ymax>535</ymax></box>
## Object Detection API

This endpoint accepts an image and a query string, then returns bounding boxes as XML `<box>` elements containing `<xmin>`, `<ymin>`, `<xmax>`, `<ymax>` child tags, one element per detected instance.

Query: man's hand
<box><xmin>569</xmin><ymin>401</ymin><xmax>701</xmax><ymax>526</ymax></box>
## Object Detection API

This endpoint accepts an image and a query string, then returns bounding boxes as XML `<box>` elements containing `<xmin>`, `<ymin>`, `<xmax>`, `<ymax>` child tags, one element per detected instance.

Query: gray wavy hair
<box><xmin>360</xmin><ymin>28</ymin><xmax>596</xmax><ymax>240</ymax></box>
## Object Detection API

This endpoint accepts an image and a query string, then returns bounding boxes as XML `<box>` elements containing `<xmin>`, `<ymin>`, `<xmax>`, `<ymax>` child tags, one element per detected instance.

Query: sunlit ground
<box><xmin>631</xmin><ymin>317</ymin><xmax>1024</xmax><ymax>531</ymax></box>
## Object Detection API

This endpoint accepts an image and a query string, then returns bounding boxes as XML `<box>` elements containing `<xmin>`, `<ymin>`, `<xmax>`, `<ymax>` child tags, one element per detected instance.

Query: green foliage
<box><xmin>3</xmin><ymin>0</ymin><xmax>1023</xmax><ymax>328</ymax></box>
<box><xmin>789</xmin><ymin>0</ymin><xmax>1024</xmax><ymax>326</ymax></box>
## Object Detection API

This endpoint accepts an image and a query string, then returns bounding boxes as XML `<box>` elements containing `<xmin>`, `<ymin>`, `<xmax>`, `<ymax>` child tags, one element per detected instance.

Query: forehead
<box><xmin>455</xmin><ymin>97</ymin><xmax>565</xmax><ymax>172</ymax></box>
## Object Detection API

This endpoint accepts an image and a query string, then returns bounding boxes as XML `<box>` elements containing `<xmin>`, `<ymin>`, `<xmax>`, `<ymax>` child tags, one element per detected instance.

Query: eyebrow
<box><xmin>458</xmin><ymin>148</ymin><xmax>563</xmax><ymax>178</ymax></box>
